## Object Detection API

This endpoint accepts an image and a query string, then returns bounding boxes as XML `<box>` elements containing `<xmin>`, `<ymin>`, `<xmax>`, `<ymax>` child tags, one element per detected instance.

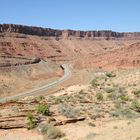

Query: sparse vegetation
<box><xmin>79</xmin><ymin>89</ymin><xmax>85</xmax><ymax>94</ymax></box>
<box><xmin>105</xmin><ymin>87</ymin><xmax>115</xmax><ymax>93</ymax></box>
<box><xmin>96</xmin><ymin>93</ymin><xmax>103</xmax><ymax>101</ymax></box>
<box><xmin>47</xmin><ymin>126</ymin><xmax>65</xmax><ymax>139</ymax></box>
<box><xmin>105</xmin><ymin>72</ymin><xmax>116</xmax><ymax>78</ymax></box>
<box><xmin>127</xmin><ymin>121</ymin><xmax>131</xmax><ymax>125</ymax></box>
<box><xmin>2</xmin><ymin>65</ymin><xmax>140</xmax><ymax>139</ymax></box>
<box><xmin>39</xmin><ymin>124</ymin><xmax>65</xmax><ymax>139</ymax></box>
<box><xmin>91</xmin><ymin>78</ymin><xmax>99</xmax><ymax>87</ymax></box>
<box><xmin>119</xmin><ymin>94</ymin><xmax>130</xmax><ymax>101</ymax></box>
<box><xmin>113</xmin><ymin>126</ymin><xmax>118</xmax><ymax>129</ymax></box>
<box><xmin>107</xmin><ymin>86</ymin><xmax>128</xmax><ymax>101</ymax></box>
<box><xmin>131</xmin><ymin>100</ymin><xmax>140</xmax><ymax>112</ymax></box>
<box><xmin>27</xmin><ymin>112</ymin><xmax>36</xmax><ymax>129</ymax></box>
<box><xmin>55</xmin><ymin>96</ymin><xmax>63</xmax><ymax>104</ymax></box>
<box><xmin>85</xmin><ymin>133</ymin><xmax>97</xmax><ymax>140</ymax></box>
<box><xmin>133</xmin><ymin>90</ymin><xmax>140</xmax><ymax>97</ymax></box>
<box><xmin>58</xmin><ymin>103</ymin><xmax>80</xmax><ymax>118</ymax></box>
<box><xmin>36</xmin><ymin>103</ymin><xmax>50</xmax><ymax>115</ymax></box>
<box><xmin>107</xmin><ymin>92</ymin><xmax>117</xmax><ymax>100</ymax></box>
<box><xmin>88</xmin><ymin>122</ymin><xmax>96</xmax><ymax>127</ymax></box>
<box><xmin>35</xmin><ymin>95</ymin><xmax>45</xmax><ymax>102</ymax></box>
<box><xmin>111</xmin><ymin>107</ymin><xmax>138</xmax><ymax>119</ymax></box>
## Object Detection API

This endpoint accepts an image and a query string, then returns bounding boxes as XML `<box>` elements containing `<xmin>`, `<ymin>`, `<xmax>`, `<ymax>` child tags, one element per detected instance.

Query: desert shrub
<box><xmin>39</xmin><ymin>124</ymin><xmax>65</xmax><ymax>139</ymax></box>
<box><xmin>91</xmin><ymin>78</ymin><xmax>99</xmax><ymax>87</ymax></box>
<box><xmin>36</xmin><ymin>103</ymin><xmax>50</xmax><ymax>115</ymax></box>
<box><xmin>107</xmin><ymin>87</ymin><xmax>127</xmax><ymax>101</ymax></box>
<box><xmin>105</xmin><ymin>72</ymin><xmax>116</xmax><ymax>78</ymax></box>
<box><xmin>132</xmin><ymin>90</ymin><xmax>140</xmax><ymax>97</ymax></box>
<box><xmin>96</xmin><ymin>93</ymin><xmax>103</xmax><ymax>101</ymax></box>
<box><xmin>113</xmin><ymin>126</ymin><xmax>118</xmax><ymax>129</ymax></box>
<box><xmin>107</xmin><ymin>92</ymin><xmax>117</xmax><ymax>100</ymax></box>
<box><xmin>90</xmin><ymin>112</ymin><xmax>103</xmax><ymax>120</ymax></box>
<box><xmin>111</xmin><ymin>108</ymin><xmax>137</xmax><ymax>119</ymax></box>
<box><xmin>35</xmin><ymin>95</ymin><xmax>45</xmax><ymax>102</ymax></box>
<box><xmin>39</xmin><ymin>124</ymin><xmax>51</xmax><ymax>134</ymax></box>
<box><xmin>62</xmin><ymin>95</ymin><xmax>73</xmax><ymax>102</ymax></box>
<box><xmin>88</xmin><ymin>122</ymin><xmax>96</xmax><ymax>127</ymax></box>
<box><xmin>105</xmin><ymin>87</ymin><xmax>115</xmax><ymax>93</ymax></box>
<box><xmin>27</xmin><ymin>112</ymin><xmax>36</xmax><ymax>129</ymax></box>
<box><xmin>131</xmin><ymin>100</ymin><xmax>140</xmax><ymax>112</ymax></box>
<box><xmin>118</xmin><ymin>94</ymin><xmax>130</xmax><ymax>101</ymax></box>
<box><xmin>114</xmin><ymin>99</ymin><xmax>129</xmax><ymax>109</ymax></box>
<box><xmin>85</xmin><ymin>133</ymin><xmax>97</xmax><ymax>140</ymax></box>
<box><xmin>127</xmin><ymin>121</ymin><xmax>131</xmax><ymax>125</ymax></box>
<box><xmin>55</xmin><ymin>96</ymin><xmax>63</xmax><ymax>104</ymax></box>
<box><xmin>58</xmin><ymin>104</ymin><xmax>80</xmax><ymax>118</ymax></box>
<box><xmin>47</xmin><ymin>126</ymin><xmax>65</xmax><ymax>139</ymax></box>
<box><xmin>114</xmin><ymin>100</ymin><xmax>122</xmax><ymax>109</ymax></box>
<box><xmin>90</xmin><ymin>108</ymin><xmax>104</xmax><ymax>119</ymax></box>
<box><xmin>117</xmin><ymin>87</ymin><xmax>126</xmax><ymax>94</ymax></box>
<box><xmin>79</xmin><ymin>89</ymin><xmax>85</xmax><ymax>94</ymax></box>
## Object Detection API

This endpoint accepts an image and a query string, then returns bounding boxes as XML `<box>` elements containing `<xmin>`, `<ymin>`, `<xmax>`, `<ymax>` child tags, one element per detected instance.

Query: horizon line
<box><xmin>1</xmin><ymin>23</ymin><xmax>140</xmax><ymax>33</ymax></box>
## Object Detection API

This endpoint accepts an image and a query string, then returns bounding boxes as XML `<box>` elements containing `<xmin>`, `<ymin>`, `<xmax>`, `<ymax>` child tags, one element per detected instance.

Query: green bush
<box><xmin>96</xmin><ymin>93</ymin><xmax>103</xmax><ymax>101</ymax></box>
<box><xmin>91</xmin><ymin>78</ymin><xmax>99</xmax><ymax>87</ymax></box>
<box><xmin>39</xmin><ymin>124</ymin><xmax>65</xmax><ymax>139</ymax></box>
<box><xmin>107</xmin><ymin>87</ymin><xmax>127</xmax><ymax>101</ymax></box>
<box><xmin>40</xmin><ymin>124</ymin><xmax>50</xmax><ymax>134</ymax></box>
<box><xmin>27</xmin><ymin>112</ymin><xmax>36</xmax><ymax>129</ymax></box>
<box><xmin>36</xmin><ymin>103</ymin><xmax>50</xmax><ymax>115</ymax></box>
<box><xmin>133</xmin><ymin>90</ymin><xmax>140</xmax><ymax>97</ymax></box>
<box><xmin>105</xmin><ymin>87</ymin><xmax>115</xmax><ymax>93</ymax></box>
<box><xmin>34</xmin><ymin>95</ymin><xmax>45</xmax><ymax>102</ymax></box>
<box><xmin>55</xmin><ymin>96</ymin><xmax>63</xmax><ymax>104</ymax></box>
<box><xmin>105</xmin><ymin>72</ymin><xmax>116</xmax><ymax>78</ymax></box>
<box><xmin>131</xmin><ymin>100</ymin><xmax>140</xmax><ymax>112</ymax></box>
<box><xmin>119</xmin><ymin>94</ymin><xmax>130</xmax><ymax>101</ymax></box>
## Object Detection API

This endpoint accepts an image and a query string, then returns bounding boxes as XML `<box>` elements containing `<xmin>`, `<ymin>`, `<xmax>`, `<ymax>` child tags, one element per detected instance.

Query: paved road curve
<box><xmin>0</xmin><ymin>64</ymin><xmax>71</xmax><ymax>103</ymax></box>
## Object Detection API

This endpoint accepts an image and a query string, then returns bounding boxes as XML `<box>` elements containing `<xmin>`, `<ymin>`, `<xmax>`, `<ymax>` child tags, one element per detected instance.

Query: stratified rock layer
<box><xmin>0</xmin><ymin>24</ymin><xmax>140</xmax><ymax>39</ymax></box>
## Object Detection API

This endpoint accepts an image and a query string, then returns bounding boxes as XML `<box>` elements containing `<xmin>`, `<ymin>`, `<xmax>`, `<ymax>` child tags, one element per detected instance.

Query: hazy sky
<box><xmin>0</xmin><ymin>0</ymin><xmax>140</xmax><ymax>32</ymax></box>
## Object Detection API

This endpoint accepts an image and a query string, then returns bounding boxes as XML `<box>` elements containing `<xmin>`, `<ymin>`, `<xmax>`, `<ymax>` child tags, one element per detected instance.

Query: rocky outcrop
<box><xmin>0</xmin><ymin>100</ymin><xmax>85</xmax><ymax>129</ymax></box>
<box><xmin>0</xmin><ymin>24</ymin><xmax>140</xmax><ymax>39</ymax></box>
<box><xmin>0</xmin><ymin>56</ymin><xmax>41</xmax><ymax>67</ymax></box>
<box><xmin>74</xmin><ymin>42</ymin><xmax>140</xmax><ymax>70</ymax></box>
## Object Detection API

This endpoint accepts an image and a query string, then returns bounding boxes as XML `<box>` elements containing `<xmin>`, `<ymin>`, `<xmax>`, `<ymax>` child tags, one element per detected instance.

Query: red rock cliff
<box><xmin>0</xmin><ymin>24</ymin><xmax>140</xmax><ymax>39</ymax></box>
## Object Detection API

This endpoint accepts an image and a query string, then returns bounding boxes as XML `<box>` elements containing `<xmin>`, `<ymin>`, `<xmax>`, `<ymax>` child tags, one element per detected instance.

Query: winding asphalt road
<box><xmin>0</xmin><ymin>64</ymin><xmax>71</xmax><ymax>103</ymax></box>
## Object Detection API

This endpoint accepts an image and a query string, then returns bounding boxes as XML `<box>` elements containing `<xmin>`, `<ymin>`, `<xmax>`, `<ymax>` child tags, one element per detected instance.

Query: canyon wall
<box><xmin>0</xmin><ymin>24</ymin><xmax>140</xmax><ymax>39</ymax></box>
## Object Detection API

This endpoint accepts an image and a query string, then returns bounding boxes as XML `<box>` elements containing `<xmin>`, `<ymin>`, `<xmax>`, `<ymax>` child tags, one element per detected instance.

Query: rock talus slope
<box><xmin>1</xmin><ymin>24</ymin><xmax>140</xmax><ymax>70</ymax></box>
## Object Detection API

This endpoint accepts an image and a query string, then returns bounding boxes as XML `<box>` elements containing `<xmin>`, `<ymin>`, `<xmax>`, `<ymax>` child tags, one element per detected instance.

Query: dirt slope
<box><xmin>74</xmin><ymin>42</ymin><xmax>140</xmax><ymax>70</ymax></box>
<box><xmin>1</xmin><ymin>24</ymin><xmax>140</xmax><ymax>97</ymax></box>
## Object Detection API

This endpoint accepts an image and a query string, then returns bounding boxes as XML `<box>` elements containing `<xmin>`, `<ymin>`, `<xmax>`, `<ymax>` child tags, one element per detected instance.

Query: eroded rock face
<box><xmin>1</xmin><ymin>24</ymin><xmax>140</xmax><ymax>70</ymax></box>
<box><xmin>0</xmin><ymin>24</ymin><xmax>140</xmax><ymax>39</ymax></box>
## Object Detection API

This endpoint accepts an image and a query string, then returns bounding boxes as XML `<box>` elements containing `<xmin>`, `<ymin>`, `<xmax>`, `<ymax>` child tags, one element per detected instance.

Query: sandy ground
<box><xmin>44</xmin><ymin>68</ymin><xmax>95</xmax><ymax>96</ymax></box>
<box><xmin>0</xmin><ymin>129</ymin><xmax>43</xmax><ymax>140</ymax></box>
<box><xmin>0</xmin><ymin>118</ymin><xmax>140</xmax><ymax>140</ymax></box>
<box><xmin>58</xmin><ymin>118</ymin><xmax>140</xmax><ymax>140</ymax></box>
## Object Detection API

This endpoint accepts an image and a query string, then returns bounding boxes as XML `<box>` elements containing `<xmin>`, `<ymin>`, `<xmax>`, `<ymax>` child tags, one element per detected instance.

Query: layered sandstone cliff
<box><xmin>0</xmin><ymin>24</ymin><xmax>140</xmax><ymax>39</ymax></box>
